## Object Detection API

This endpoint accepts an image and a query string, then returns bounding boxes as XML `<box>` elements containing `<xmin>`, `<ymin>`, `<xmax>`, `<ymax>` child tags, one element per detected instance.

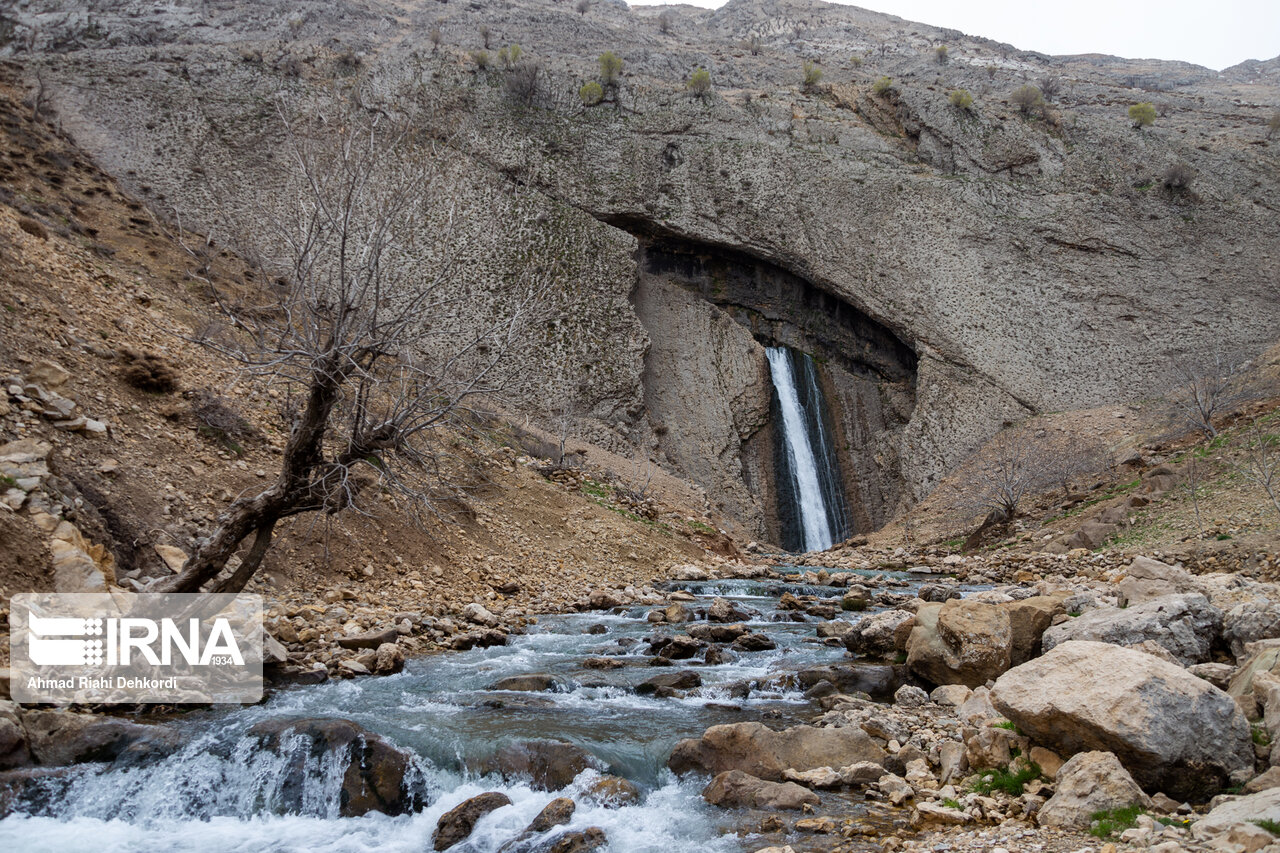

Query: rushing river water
<box><xmin>0</xmin><ymin>567</ymin><xmax>950</xmax><ymax>853</ymax></box>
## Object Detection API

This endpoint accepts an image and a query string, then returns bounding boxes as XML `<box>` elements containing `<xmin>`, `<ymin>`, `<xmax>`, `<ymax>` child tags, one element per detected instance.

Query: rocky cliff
<box><xmin>7</xmin><ymin>0</ymin><xmax>1278</xmax><ymax>542</ymax></box>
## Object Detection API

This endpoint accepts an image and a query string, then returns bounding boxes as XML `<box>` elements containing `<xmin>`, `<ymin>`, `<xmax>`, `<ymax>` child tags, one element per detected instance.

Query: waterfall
<box><xmin>766</xmin><ymin>347</ymin><xmax>849</xmax><ymax>553</ymax></box>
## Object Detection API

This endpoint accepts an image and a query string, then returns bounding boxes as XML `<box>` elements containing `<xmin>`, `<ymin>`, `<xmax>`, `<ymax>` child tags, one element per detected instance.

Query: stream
<box><xmin>0</xmin><ymin>567</ymin><xmax>959</xmax><ymax>853</ymax></box>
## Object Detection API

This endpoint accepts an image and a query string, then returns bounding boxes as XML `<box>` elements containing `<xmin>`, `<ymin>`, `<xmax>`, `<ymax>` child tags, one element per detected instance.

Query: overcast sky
<box><xmin>628</xmin><ymin>0</ymin><xmax>1280</xmax><ymax>71</ymax></box>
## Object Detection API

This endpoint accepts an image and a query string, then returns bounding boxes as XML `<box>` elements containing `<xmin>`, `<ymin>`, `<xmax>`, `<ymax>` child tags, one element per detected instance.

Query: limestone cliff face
<box><xmin>8</xmin><ymin>0</ymin><xmax>1278</xmax><ymax>541</ymax></box>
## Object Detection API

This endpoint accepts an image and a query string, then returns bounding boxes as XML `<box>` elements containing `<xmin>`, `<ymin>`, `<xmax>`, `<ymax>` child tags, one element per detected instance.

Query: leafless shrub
<box><xmin>1162</xmin><ymin>161</ymin><xmax>1195</xmax><ymax>190</ymax></box>
<box><xmin>576</xmin><ymin>0</ymin><xmax>590</xmax><ymax>16</ymax></box>
<box><xmin>658</xmin><ymin>10</ymin><xmax>673</xmax><ymax>34</ymax></box>
<box><xmin>191</xmin><ymin>389</ymin><xmax>260</xmax><ymax>453</ymax></box>
<box><xmin>1043</xmin><ymin>432</ymin><xmax>1108</xmax><ymax>494</ymax></box>
<box><xmin>429</xmin><ymin>25</ymin><xmax>442</xmax><ymax>53</ymax></box>
<box><xmin>959</xmin><ymin>427</ymin><xmax>1054</xmax><ymax>521</ymax></box>
<box><xmin>503</xmin><ymin>62</ymin><xmax>541</xmax><ymax>104</ymax></box>
<box><xmin>1181</xmin><ymin>453</ymin><xmax>1206</xmax><ymax>537</ymax></box>
<box><xmin>746</xmin><ymin>35</ymin><xmax>762</xmax><ymax>56</ymax></box>
<box><xmin>1170</xmin><ymin>354</ymin><xmax>1245</xmax><ymax>439</ymax></box>
<box><xmin>479</xmin><ymin>25</ymin><xmax>491</xmax><ymax>49</ymax></box>
<box><xmin>1037</xmin><ymin>73</ymin><xmax>1062</xmax><ymax>101</ymax></box>
<box><xmin>1238</xmin><ymin>417</ymin><xmax>1280</xmax><ymax>517</ymax></box>
<box><xmin>120</xmin><ymin>348</ymin><xmax>181</xmax><ymax>393</ymax></box>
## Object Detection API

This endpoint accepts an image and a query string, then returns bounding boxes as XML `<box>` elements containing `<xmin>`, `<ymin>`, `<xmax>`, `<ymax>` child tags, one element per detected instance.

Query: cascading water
<box><xmin>766</xmin><ymin>347</ymin><xmax>850</xmax><ymax>552</ymax></box>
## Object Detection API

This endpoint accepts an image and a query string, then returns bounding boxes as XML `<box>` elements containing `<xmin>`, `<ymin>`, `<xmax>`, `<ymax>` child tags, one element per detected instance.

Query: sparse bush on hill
<box><xmin>949</xmin><ymin>88</ymin><xmax>974</xmax><ymax>110</ymax></box>
<box><xmin>850</xmin><ymin>54</ymin><xmax>863</xmax><ymax>68</ymax></box>
<box><xmin>1162</xmin><ymin>161</ymin><xmax>1195</xmax><ymax>190</ymax></box>
<box><xmin>121</xmin><ymin>348</ymin><xmax>180</xmax><ymax>393</ymax></box>
<box><xmin>1011</xmin><ymin>84</ymin><xmax>1043</xmax><ymax>115</ymax></box>
<box><xmin>479</xmin><ymin>25</ymin><xmax>491</xmax><ymax>50</ymax></box>
<box><xmin>471</xmin><ymin>49</ymin><xmax>491</xmax><ymax>70</ymax></box>
<box><xmin>746</xmin><ymin>35</ymin><xmax>762</xmax><ymax>56</ymax></box>
<box><xmin>687</xmin><ymin>68</ymin><xmax>711</xmax><ymax>99</ymax></box>
<box><xmin>504</xmin><ymin>62</ymin><xmax>540</xmax><ymax>104</ymax></box>
<box><xmin>1269</xmin><ymin>112</ymin><xmax>1280</xmax><ymax>139</ymax></box>
<box><xmin>579</xmin><ymin>80</ymin><xmax>603</xmax><ymax>106</ymax></box>
<box><xmin>658</xmin><ymin>10</ymin><xmax>673</xmax><ymax>34</ymax></box>
<box><xmin>1038</xmin><ymin>73</ymin><xmax>1062</xmax><ymax>101</ymax></box>
<box><xmin>576</xmin><ymin>0</ymin><xmax>590</xmax><ymax>16</ymax></box>
<box><xmin>1129</xmin><ymin>102</ymin><xmax>1156</xmax><ymax>128</ymax></box>
<box><xmin>429</xmin><ymin>25</ymin><xmax>442</xmax><ymax>53</ymax></box>
<box><xmin>802</xmin><ymin>60</ymin><xmax>823</xmax><ymax>90</ymax></box>
<box><xmin>872</xmin><ymin>75</ymin><xmax>893</xmax><ymax>96</ymax></box>
<box><xmin>498</xmin><ymin>44</ymin><xmax>522</xmax><ymax>69</ymax></box>
<box><xmin>935</xmin><ymin>45</ymin><xmax>949</xmax><ymax>65</ymax></box>
<box><xmin>598</xmin><ymin>51</ymin><xmax>623</xmax><ymax>87</ymax></box>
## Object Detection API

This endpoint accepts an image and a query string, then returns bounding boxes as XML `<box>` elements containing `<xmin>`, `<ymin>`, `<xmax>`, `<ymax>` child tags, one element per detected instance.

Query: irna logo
<box><xmin>27</xmin><ymin>613</ymin><xmax>245</xmax><ymax>667</ymax></box>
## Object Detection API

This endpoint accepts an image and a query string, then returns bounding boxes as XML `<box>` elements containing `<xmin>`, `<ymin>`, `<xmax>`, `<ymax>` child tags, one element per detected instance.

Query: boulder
<box><xmin>707</xmin><ymin>598</ymin><xmax>752</xmax><ymax>623</ymax></box>
<box><xmin>462</xmin><ymin>603</ymin><xmax>500</xmax><ymax>627</ymax></box>
<box><xmin>1117</xmin><ymin>556</ymin><xmax>1204</xmax><ymax>607</ymax></box>
<box><xmin>0</xmin><ymin>703</ymin><xmax>29</xmax><ymax>770</ymax></box>
<box><xmin>1223</xmin><ymin>601</ymin><xmax>1280</xmax><ymax>660</ymax></box>
<box><xmin>451</xmin><ymin>629</ymin><xmax>508</xmax><ymax>651</ymax></box>
<box><xmin>702</xmin><ymin>770</ymin><xmax>819</xmax><ymax>810</ymax></box>
<box><xmin>541</xmin><ymin>828</ymin><xmax>607</xmax><ymax>853</ymax></box>
<box><xmin>1038</xmin><ymin>751</ymin><xmax>1152</xmax><ymax>829</ymax></box>
<box><xmin>796</xmin><ymin>664</ymin><xmax>907</xmax><ymax>701</ymax></box>
<box><xmin>22</xmin><ymin>710</ymin><xmax>177</xmax><ymax>768</ymax></box>
<box><xmin>731</xmin><ymin>633</ymin><xmax>776</xmax><ymax>652</ymax></box>
<box><xmin>526</xmin><ymin>797</ymin><xmax>575</xmax><ymax>832</ymax></box>
<box><xmin>1194</xmin><ymin>787</ymin><xmax>1280</xmax><ymax>837</ymax></box>
<box><xmin>337</xmin><ymin>627</ymin><xmax>400</xmax><ymax>650</ymax></box>
<box><xmin>488</xmin><ymin>674</ymin><xmax>568</xmax><ymax>692</ymax></box>
<box><xmin>661</xmin><ymin>603</ymin><xmax>693</xmax><ymax>624</ymax></box>
<box><xmin>1003</xmin><ymin>595</ymin><xmax>1066</xmax><ymax>665</ymax></box>
<box><xmin>894</xmin><ymin>685</ymin><xmax>929</xmax><ymax>707</ymax></box>
<box><xmin>1040</xmin><ymin>593</ymin><xmax>1221</xmax><ymax>666</ymax></box>
<box><xmin>373</xmin><ymin>642</ymin><xmax>404</xmax><ymax>674</ymax></box>
<box><xmin>668</xmin><ymin>722</ymin><xmax>885</xmax><ymax>782</ymax></box>
<box><xmin>843</xmin><ymin>609</ymin><xmax>914</xmax><ymax>657</ymax></box>
<box><xmin>248</xmin><ymin>718</ymin><xmax>425</xmax><ymax>816</ymax></box>
<box><xmin>991</xmin><ymin>641</ymin><xmax>1253</xmax><ymax>799</ymax></box>
<box><xmin>906</xmin><ymin>600</ymin><xmax>1013</xmax><ymax>688</ymax></box>
<box><xmin>433</xmin><ymin>792</ymin><xmax>512</xmax><ymax>851</ymax></box>
<box><xmin>930</xmin><ymin>684</ymin><xmax>973</xmax><ymax>707</ymax></box>
<box><xmin>587</xmin><ymin>590</ymin><xmax>624</xmax><ymax>610</ymax></box>
<box><xmin>687</xmin><ymin>623</ymin><xmax>747</xmax><ymax>643</ymax></box>
<box><xmin>478</xmin><ymin>740</ymin><xmax>603</xmax><ymax>791</ymax></box>
<box><xmin>1228</xmin><ymin>641</ymin><xmax>1280</xmax><ymax>718</ymax></box>
<box><xmin>581</xmin><ymin>774</ymin><xmax>641</xmax><ymax>807</ymax></box>
<box><xmin>815</xmin><ymin>620</ymin><xmax>855</xmax><ymax>640</ymax></box>
<box><xmin>636</xmin><ymin>670</ymin><xmax>701</xmax><ymax>695</ymax></box>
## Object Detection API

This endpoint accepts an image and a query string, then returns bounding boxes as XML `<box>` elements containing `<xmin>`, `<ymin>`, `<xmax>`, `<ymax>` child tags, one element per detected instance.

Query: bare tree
<box><xmin>1170</xmin><ymin>353</ymin><xmax>1243</xmax><ymax>439</ymax></box>
<box><xmin>1181</xmin><ymin>452</ymin><xmax>1206</xmax><ymax>537</ymax></box>
<box><xmin>153</xmin><ymin>87</ymin><xmax>544</xmax><ymax>593</ymax></box>
<box><xmin>963</xmin><ymin>428</ymin><xmax>1054</xmax><ymax>521</ymax></box>
<box><xmin>1043</xmin><ymin>432</ymin><xmax>1107</xmax><ymax>494</ymax></box>
<box><xmin>1239</xmin><ymin>418</ymin><xmax>1280</xmax><ymax>517</ymax></box>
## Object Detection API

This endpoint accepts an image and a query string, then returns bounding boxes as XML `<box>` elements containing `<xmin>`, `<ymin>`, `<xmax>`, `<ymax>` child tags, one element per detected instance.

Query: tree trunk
<box><xmin>211</xmin><ymin>521</ymin><xmax>276</xmax><ymax>594</ymax></box>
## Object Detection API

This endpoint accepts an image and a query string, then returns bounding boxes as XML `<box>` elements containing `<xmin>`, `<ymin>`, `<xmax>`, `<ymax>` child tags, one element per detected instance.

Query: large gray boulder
<box><xmin>1040</xmin><ymin>593</ymin><xmax>1221</xmax><ymax>666</ymax></box>
<box><xmin>1038</xmin><ymin>751</ymin><xmax>1151</xmax><ymax>829</ymax></box>
<box><xmin>668</xmin><ymin>722</ymin><xmax>885</xmax><ymax>782</ymax></box>
<box><xmin>843</xmin><ymin>609</ymin><xmax>914</xmax><ymax>657</ymax></box>
<box><xmin>906</xmin><ymin>599</ymin><xmax>1012</xmax><ymax>688</ymax></box>
<box><xmin>990</xmin><ymin>641</ymin><xmax>1253</xmax><ymax>799</ymax></box>
<box><xmin>1116</xmin><ymin>556</ymin><xmax>1204</xmax><ymax>607</ymax></box>
<box><xmin>1223</xmin><ymin>601</ymin><xmax>1280</xmax><ymax>661</ymax></box>
<box><xmin>702</xmin><ymin>770</ymin><xmax>819</xmax><ymax>810</ymax></box>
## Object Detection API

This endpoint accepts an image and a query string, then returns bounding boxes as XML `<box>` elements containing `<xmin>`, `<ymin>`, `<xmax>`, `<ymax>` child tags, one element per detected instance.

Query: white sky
<box><xmin>628</xmin><ymin>1</ymin><xmax>1280</xmax><ymax>71</ymax></box>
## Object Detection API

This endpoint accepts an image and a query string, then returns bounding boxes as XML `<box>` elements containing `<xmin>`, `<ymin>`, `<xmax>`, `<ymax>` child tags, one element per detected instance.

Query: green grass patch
<box><xmin>580</xmin><ymin>479</ymin><xmax>612</xmax><ymax>500</ymax></box>
<box><xmin>1254</xmin><ymin>819</ymin><xmax>1280</xmax><ymax>836</ymax></box>
<box><xmin>942</xmin><ymin>797</ymin><xmax>961</xmax><ymax>810</ymax></box>
<box><xmin>969</xmin><ymin>762</ymin><xmax>1041</xmax><ymax>796</ymax></box>
<box><xmin>992</xmin><ymin>719</ymin><xmax>1020</xmax><ymax>732</ymax></box>
<box><xmin>685</xmin><ymin>519</ymin><xmax>715</xmax><ymax>535</ymax></box>
<box><xmin>1089</xmin><ymin>804</ymin><xmax>1146</xmax><ymax>838</ymax></box>
<box><xmin>1253</xmin><ymin>725</ymin><xmax>1272</xmax><ymax>747</ymax></box>
<box><xmin>0</xmin><ymin>474</ymin><xmax>16</xmax><ymax>489</ymax></box>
